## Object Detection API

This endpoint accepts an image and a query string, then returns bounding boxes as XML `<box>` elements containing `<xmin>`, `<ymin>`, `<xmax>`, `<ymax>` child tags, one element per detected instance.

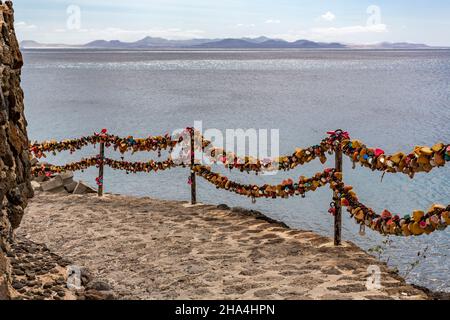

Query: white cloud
<box><xmin>265</xmin><ymin>19</ymin><xmax>281</xmax><ymax>24</ymax></box>
<box><xmin>320</xmin><ymin>11</ymin><xmax>336</xmax><ymax>22</ymax></box>
<box><xmin>15</xmin><ymin>21</ymin><xmax>37</xmax><ymax>30</ymax></box>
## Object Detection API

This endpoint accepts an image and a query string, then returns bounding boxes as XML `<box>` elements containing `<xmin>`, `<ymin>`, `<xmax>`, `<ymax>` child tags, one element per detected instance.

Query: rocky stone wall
<box><xmin>0</xmin><ymin>1</ymin><xmax>33</xmax><ymax>299</ymax></box>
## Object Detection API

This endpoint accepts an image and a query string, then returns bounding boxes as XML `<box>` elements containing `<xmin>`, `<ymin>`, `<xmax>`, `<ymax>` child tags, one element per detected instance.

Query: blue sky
<box><xmin>13</xmin><ymin>0</ymin><xmax>450</xmax><ymax>45</ymax></box>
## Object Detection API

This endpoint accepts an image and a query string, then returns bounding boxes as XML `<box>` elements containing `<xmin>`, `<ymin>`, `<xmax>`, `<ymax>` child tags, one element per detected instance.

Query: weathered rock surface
<box><xmin>30</xmin><ymin>166</ymin><xmax>97</xmax><ymax>195</ymax></box>
<box><xmin>64</xmin><ymin>181</ymin><xmax>78</xmax><ymax>193</ymax></box>
<box><xmin>8</xmin><ymin>237</ymin><xmax>114</xmax><ymax>300</ymax></box>
<box><xmin>0</xmin><ymin>1</ymin><xmax>33</xmax><ymax>299</ymax></box>
<box><xmin>29</xmin><ymin>158</ymin><xmax>98</xmax><ymax>195</ymax></box>
<box><xmin>72</xmin><ymin>180</ymin><xmax>96</xmax><ymax>194</ymax></box>
<box><xmin>40</xmin><ymin>176</ymin><xmax>65</xmax><ymax>192</ymax></box>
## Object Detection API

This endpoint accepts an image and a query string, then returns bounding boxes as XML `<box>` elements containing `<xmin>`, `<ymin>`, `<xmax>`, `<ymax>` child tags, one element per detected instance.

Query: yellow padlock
<box><xmin>434</xmin><ymin>152</ymin><xmax>446</xmax><ymax>166</ymax></box>
<box><xmin>417</xmin><ymin>155</ymin><xmax>430</xmax><ymax>165</ymax></box>
<box><xmin>355</xmin><ymin>210</ymin><xmax>365</xmax><ymax>222</ymax></box>
<box><xmin>295</xmin><ymin>148</ymin><xmax>303</xmax><ymax>158</ymax></box>
<box><xmin>390</xmin><ymin>152</ymin><xmax>405</xmax><ymax>164</ymax></box>
<box><xmin>351</xmin><ymin>140</ymin><xmax>363</xmax><ymax>149</ymax></box>
<box><xmin>402</xmin><ymin>223</ymin><xmax>412</xmax><ymax>236</ymax></box>
<box><xmin>412</xmin><ymin>210</ymin><xmax>425</xmax><ymax>222</ymax></box>
<box><xmin>420</xmin><ymin>146</ymin><xmax>433</xmax><ymax>156</ymax></box>
<box><xmin>442</xmin><ymin>212</ymin><xmax>450</xmax><ymax>225</ymax></box>
<box><xmin>409</xmin><ymin>222</ymin><xmax>425</xmax><ymax>235</ymax></box>
<box><xmin>431</xmin><ymin>143</ymin><xmax>444</xmax><ymax>153</ymax></box>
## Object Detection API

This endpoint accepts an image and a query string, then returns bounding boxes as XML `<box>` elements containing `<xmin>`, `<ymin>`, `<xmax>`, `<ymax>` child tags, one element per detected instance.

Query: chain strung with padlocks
<box><xmin>329</xmin><ymin>175</ymin><xmax>449</xmax><ymax>236</ymax></box>
<box><xmin>32</xmin><ymin>156</ymin><xmax>181</xmax><ymax>176</ymax></box>
<box><xmin>31</xmin><ymin>128</ymin><xmax>450</xmax><ymax>176</ymax></box>
<box><xmin>192</xmin><ymin>165</ymin><xmax>335</xmax><ymax>200</ymax></box>
<box><xmin>193</xmin><ymin>165</ymin><xmax>449</xmax><ymax>236</ymax></box>
<box><xmin>30</xmin><ymin>128</ymin><xmax>450</xmax><ymax>238</ymax></box>
<box><xmin>30</xmin><ymin>129</ymin><xmax>181</xmax><ymax>158</ymax></box>
<box><xmin>340</xmin><ymin>139</ymin><xmax>450</xmax><ymax>178</ymax></box>
<box><xmin>173</xmin><ymin>128</ymin><xmax>336</xmax><ymax>173</ymax></box>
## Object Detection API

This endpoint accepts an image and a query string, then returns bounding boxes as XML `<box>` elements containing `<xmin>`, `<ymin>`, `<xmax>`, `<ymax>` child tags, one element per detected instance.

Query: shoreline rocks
<box><xmin>31</xmin><ymin>160</ymin><xmax>97</xmax><ymax>195</ymax></box>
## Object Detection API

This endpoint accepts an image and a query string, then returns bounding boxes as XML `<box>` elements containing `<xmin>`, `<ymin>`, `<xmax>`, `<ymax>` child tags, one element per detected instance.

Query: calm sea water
<box><xmin>21</xmin><ymin>49</ymin><xmax>450</xmax><ymax>292</ymax></box>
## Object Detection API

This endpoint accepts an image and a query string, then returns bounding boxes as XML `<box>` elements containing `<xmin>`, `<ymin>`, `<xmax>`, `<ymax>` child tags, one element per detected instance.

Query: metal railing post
<box><xmin>190</xmin><ymin>129</ymin><xmax>197</xmax><ymax>205</ymax></box>
<box><xmin>98</xmin><ymin>141</ymin><xmax>105</xmax><ymax>197</ymax></box>
<box><xmin>334</xmin><ymin>144</ymin><xmax>343</xmax><ymax>246</ymax></box>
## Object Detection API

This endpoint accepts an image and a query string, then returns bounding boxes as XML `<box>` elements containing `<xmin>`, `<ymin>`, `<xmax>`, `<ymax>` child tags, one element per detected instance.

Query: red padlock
<box><xmin>341</xmin><ymin>198</ymin><xmax>350</xmax><ymax>207</ymax></box>
<box><xmin>328</xmin><ymin>203</ymin><xmax>337</xmax><ymax>216</ymax></box>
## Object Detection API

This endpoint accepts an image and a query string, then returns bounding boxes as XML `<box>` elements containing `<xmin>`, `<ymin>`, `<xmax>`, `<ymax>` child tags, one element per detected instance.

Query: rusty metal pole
<box><xmin>98</xmin><ymin>142</ymin><xmax>105</xmax><ymax>197</ymax></box>
<box><xmin>334</xmin><ymin>145</ymin><xmax>343</xmax><ymax>246</ymax></box>
<box><xmin>190</xmin><ymin>129</ymin><xmax>197</xmax><ymax>205</ymax></box>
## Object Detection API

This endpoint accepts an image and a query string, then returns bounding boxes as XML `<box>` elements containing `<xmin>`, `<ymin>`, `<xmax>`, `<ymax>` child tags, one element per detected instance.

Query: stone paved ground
<box><xmin>8</xmin><ymin>237</ymin><xmax>116</xmax><ymax>300</ymax></box>
<box><xmin>7</xmin><ymin>238</ymin><xmax>75</xmax><ymax>300</ymax></box>
<box><xmin>17</xmin><ymin>192</ymin><xmax>431</xmax><ymax>300</ymax></box>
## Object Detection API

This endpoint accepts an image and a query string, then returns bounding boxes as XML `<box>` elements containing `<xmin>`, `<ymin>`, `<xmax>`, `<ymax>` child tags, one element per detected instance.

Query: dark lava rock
<box><xmin>50</xmin><ymin>268</ymin><xmax>60</xmax><ymax>274</ymax></box>
<box><xmin>58</xmin><ymin>258</ymin><xmax>72</xmax><ymax>267</ymax></box>
<box><xmin>9</xmin><ymin>237</ymin><xmax>109</xmax><ymax>300</ymax></box>
<box><xmin>43</xmin><ymin>283</ymin><xmax>52</xmax><ymax>289</ymax></box>
<box><xmin>45</xmin><ymin>263</ymin><xmax>56</xmax><ymax>269</ymax></box>
<box><xmin>13</xmin><ymin>269</ymin><xmax>25</xmax><ymax>276</ymax></box>
<box><xmin>86</xmin><ymin>280</ymin><xmax>111</xmax><ymax>292</ymax></box>
<box><xmin>12</xmin><ymin>281</ymin><xmax>25</xmax><ymax>290</ymax></box>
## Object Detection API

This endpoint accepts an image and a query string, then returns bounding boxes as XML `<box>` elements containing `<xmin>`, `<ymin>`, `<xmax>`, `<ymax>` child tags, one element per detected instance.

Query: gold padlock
<box><xmin>442</xmin><ymin>212</ymin><xmax>450</xmax><ymax>225</ymax></box>
<box><xmin>420</xmin><ymin>146</ymin><xmax>433</xmax><ymax>156</ymax></box>
<box><xmin>429</xmin><ymin>204</ymin><xmax>445</xmax><ymax>212</ymax></box>
<box><xmin>432</xmin><ymin>143</ymin><xmax>444</xmax><ymax>152</ymax></box>
<box><xmin>352</xmin><ymin>140</ymin><xmax>363</xmax><ymax>149</ymax></box>
<box><xmin>417</xmin><ymin>155</ymin><xmax>430</xmax><ymax>165</ymax></box>
<box><xmin>355</xmin><ymin>209</ymin><xmax>365</xmax><ymax>222</ymax></box>
<box><xmin>390</xmin><ymin>152</ymin><xmax>405</xmax><ymax>164</ymax></box>
<box><xmin>412</xmin><ymin>210</ymin><xmax>425</xmax><ymax>222</ymax></box>
<box><xmin>434</xmin><ymin>152</ymin><xmax>446</xmax><ymax>166</ymax></box>
<box><xmin>409</xmin><ymin>222</ymin><xmax>425</xmax><ymax>235</ymax></box>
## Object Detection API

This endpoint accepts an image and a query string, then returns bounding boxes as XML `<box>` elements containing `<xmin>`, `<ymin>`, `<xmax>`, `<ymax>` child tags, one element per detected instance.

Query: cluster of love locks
<box><xmin>30</xmin><ymin>128</ymin><xmax>449</xmax><ymax>237</ymax></box>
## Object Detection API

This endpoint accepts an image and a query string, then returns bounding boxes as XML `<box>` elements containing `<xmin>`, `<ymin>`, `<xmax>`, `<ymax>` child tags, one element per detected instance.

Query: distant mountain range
<box><xmin>19</xmin><ymin>37</ymin><xmax>445</xmax><ymax>50</ymax></box>
<box><xmin>351</xmin><ymin>42</ymin><xmax>436</xmax><ymax>49</ymax></box>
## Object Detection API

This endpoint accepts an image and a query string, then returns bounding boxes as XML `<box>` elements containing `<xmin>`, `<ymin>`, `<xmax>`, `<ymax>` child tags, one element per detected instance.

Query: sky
<box><xmin>12</xmin><ymin>0</ymin><xmax>450</xmax><ymax>45</ymax></box>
